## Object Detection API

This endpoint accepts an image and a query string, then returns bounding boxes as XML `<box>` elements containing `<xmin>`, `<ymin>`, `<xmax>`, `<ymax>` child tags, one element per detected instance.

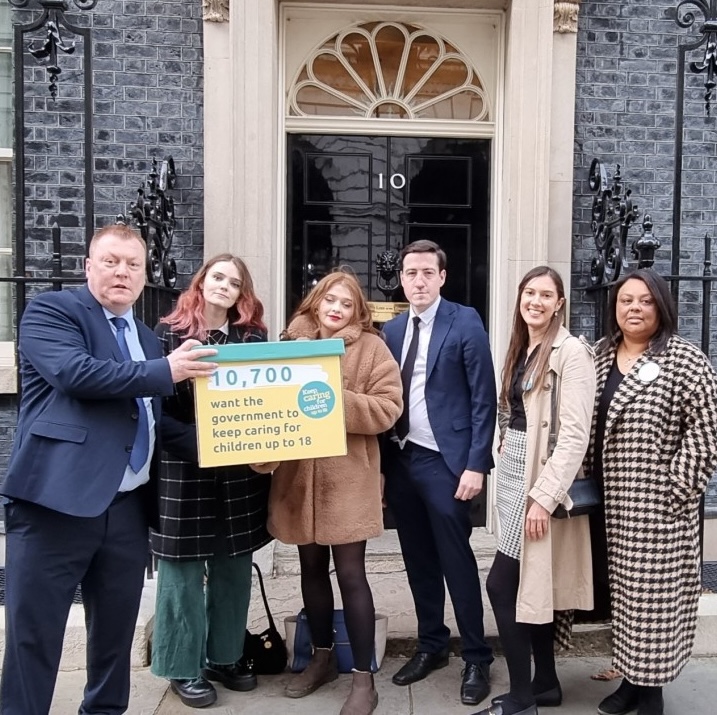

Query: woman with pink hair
<box><xmin>150</xmin><ymin>254</ymin><xmax>272</xmax><ymax>708</ymax></box>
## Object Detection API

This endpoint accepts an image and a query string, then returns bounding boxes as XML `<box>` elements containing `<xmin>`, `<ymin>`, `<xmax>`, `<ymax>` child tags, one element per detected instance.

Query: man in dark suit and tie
<box><xmin>0</xmin><ymin>224</ymin><xmax>219</xmax><ymax>715</ymax></box>
<box><xmin>383</xmin><ymin>240</ymin><xmax>497</xmax><ymax>707</ymax></box>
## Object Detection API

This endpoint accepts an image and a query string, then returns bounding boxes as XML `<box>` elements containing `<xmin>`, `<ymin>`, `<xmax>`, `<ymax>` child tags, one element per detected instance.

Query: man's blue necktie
<box><xmin>111</xmin><ymin>317</ymin><xmax>150</xmax><ymax>473</ymax></box>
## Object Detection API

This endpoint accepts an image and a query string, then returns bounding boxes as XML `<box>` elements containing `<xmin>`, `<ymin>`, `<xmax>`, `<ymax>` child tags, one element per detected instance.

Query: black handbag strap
<box><xmin>548</xmin><ymin>372</ymin><xmax>559</xmax><ymax>458</ymax></box>
<box><xmin>252</xmin><ymin>562</ymin><xmax>278</xmax><ymax>631</ymax></box>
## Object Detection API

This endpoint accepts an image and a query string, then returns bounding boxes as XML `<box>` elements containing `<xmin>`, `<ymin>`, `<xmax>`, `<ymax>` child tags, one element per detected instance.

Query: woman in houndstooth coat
<box><xmin>585</xmin><ymin>269</ymin><xmax>717</xmax><ymax>715</ymax></box>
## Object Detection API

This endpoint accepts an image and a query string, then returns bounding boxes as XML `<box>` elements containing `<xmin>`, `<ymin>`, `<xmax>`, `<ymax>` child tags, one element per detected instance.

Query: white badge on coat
<box><xmin>638</xmin><ymin>361</ymin><xmax>660</xmax><ymax>383</ymax></box>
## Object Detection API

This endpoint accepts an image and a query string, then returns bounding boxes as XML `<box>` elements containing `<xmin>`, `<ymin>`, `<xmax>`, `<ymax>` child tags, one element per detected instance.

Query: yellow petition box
<box><xmin>193</xmin><ymin>339</ymin><xmax>347</xmax><ymax>467</ymax></box>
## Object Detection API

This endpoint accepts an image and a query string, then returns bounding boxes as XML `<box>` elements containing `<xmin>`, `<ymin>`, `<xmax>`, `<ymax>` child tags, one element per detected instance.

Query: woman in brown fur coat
<box><xmin>256</xmin><ymin>271</ymin><xmax>402</xmax><ymax>715</ymax></box>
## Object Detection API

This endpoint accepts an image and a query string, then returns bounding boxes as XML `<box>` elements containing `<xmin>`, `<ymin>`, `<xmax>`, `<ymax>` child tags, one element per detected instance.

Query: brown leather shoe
<box><xmin>339</xmin><ymin>671</ymin><xmax>379</xmax><ymax>715</ymax></box>
<box><xmin>285</xmin><ymin>647</ymin><xmax>338</xmax><ymax>699</ymax></box>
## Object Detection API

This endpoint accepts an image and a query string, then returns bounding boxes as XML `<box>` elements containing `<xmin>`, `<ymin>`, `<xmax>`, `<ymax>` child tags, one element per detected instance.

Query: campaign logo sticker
<box><xmin>298</xmin><ymin>381</ymin><xmax>335</xmax><ymax>419</ymax></box>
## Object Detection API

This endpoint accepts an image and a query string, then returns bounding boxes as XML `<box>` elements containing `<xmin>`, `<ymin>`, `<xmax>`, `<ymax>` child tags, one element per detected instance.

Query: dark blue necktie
<box><xmin>396</xmin><ymin>316</ymin><xmax>421</xmax><ymax>440</ymax></box>
<box><xmin>112</xmin><ymin>317</ymin><xmax>150</xmax><ymax>473</ymax></box>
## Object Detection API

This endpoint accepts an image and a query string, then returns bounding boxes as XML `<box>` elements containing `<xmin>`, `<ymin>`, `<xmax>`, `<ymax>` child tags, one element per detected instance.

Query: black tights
<box><xmin>487</xmin><ymin>551</ymin><xmax>559</xmax><ymax>714</ymax></box>
<box><xmin>297</xmin><ymin>541</ymin><xmax>375</xmax><ymax>672</ymax></box>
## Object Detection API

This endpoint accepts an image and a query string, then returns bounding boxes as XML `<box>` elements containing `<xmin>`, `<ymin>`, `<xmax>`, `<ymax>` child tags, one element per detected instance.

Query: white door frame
<box><xmin>203</xmin><ymin>0</ymin><xmax>582</xmax><ymax>536</ymax></box>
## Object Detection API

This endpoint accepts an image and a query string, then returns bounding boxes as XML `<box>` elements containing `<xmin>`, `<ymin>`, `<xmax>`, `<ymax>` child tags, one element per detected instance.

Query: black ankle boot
<box><xmin>169</xmin><ymin>677</ymin><xmax>217</xmax><ymax>708</ymax></box>
<box><xmin>597</xmin><ymin>678</ymin><xmax>640</xmax><ymax>715</ymax></box>
<box><xmin>637</xmin><ymin>686</ymin><xmax>663</xmax><ymax>715</ymax></box>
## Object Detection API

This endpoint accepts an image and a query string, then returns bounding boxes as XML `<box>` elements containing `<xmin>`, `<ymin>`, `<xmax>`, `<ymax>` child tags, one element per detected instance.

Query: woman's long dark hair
<box><xmin>598</xmin><ymin>268</ymin><xmax>677</xmax><ymax>355</ymax></box>
<box><xmin>499</xmin><ymin>266</ymin><xmax>566</xmax><ymax>410</ymax></box>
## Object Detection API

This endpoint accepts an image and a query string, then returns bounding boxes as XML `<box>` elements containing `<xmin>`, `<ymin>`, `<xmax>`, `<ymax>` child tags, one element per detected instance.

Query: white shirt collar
<box><xmin>409</xmin><ymin>296</ymin><xmax>441</xmax><ymax>326</ymax></box>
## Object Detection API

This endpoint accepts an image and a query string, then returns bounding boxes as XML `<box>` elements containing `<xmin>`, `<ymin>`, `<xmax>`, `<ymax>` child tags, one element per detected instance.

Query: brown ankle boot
<box><xmin>339</xmin><ymin>670</ymin><xmax>378</xmax><ymax>715</ymax></box>
<box><xmin>285</xmin><ymin>647</ymin><xmax>339</xmax><ymax>699</ymax></box>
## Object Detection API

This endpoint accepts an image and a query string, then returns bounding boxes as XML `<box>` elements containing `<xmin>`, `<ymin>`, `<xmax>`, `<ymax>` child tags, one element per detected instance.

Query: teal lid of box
<box><xmin>195</xmin><ymin>338</ymin><xmax>345</xmax><ymax>362</ymax></box>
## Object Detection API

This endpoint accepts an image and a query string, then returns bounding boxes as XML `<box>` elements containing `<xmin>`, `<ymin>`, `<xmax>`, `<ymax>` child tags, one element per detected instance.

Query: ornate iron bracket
<box><xmin>117</xmin><ymin>157</ymin><xmax>178</xmax><ymax>288</ymax></box>
<box><xmin>588</xmin><ymin>159</ymin><xmax>645</xmax><ymax>285</ymax></box>
<box><xmin>676</xmin><ymin>0</ymin><xmax>717</xmax><ymax>115</ymax></box>
<box><xmin>8</xmin><ymin>0</ymin><xmax>98</xmax><ymax>99</ymax></box>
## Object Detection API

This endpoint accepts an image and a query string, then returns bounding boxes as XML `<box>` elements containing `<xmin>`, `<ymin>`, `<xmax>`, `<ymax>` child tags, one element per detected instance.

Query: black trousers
<box><xmin>1</xmin><ymin>490</ymin><xmax>148</xmax><ymax>715</ymax></box>
<box><xmin>384</xmin><ymin>441</ymin><xmax>492</xmax><ymax>665</ymax></box>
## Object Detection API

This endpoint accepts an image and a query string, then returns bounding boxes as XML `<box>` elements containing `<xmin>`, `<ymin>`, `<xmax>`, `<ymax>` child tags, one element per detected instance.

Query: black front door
<box><xmin>287</xmin><ymin>134</ymin><xmax>492</xmax><ymax>528</ymax></box>
<box><xmin>287</xmin><ymin>134</ymin><xmax>491</xmax><ymax>323</ymax></box>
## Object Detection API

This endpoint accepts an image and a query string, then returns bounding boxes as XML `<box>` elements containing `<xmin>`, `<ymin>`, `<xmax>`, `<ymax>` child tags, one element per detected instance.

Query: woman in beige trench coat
<box><xmin>255</xmin><ymin>271</ymin><xmax>402</xmax><ymax>715</ymax></box>
<box><xmin>472</xmin><ymin>267</ymin><xmax>595</xmax><ymax>715</ymax></box>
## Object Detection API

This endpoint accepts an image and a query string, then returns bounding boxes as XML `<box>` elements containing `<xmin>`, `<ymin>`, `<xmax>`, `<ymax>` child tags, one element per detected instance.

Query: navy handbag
<box><xmin>290</xmin><ymin>609</ymin><xmax>379</xmax><ymax>673</ymax></box>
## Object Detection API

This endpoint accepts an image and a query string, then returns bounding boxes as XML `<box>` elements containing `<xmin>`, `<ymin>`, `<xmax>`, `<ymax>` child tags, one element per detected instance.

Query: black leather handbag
<box><xmin>548</xmin><ymin>374</ymin><xmax>601</xmax><ymax>519</ymax></box>
<box><xmin>552</xmin><ymin>475</ymin><xmax>602</xmax><ymax>518</ymax></box>
<box><xmin>240</xmin><ymin>562</ymin><xmax>288</xmax><ymax>674</ymax></box>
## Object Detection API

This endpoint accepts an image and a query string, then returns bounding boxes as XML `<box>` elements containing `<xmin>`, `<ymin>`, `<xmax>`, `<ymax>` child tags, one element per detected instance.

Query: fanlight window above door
<box><xmin>288</xmin><ymin>22</ymin><xmax>490</xmax><ymax>121</ymax></box>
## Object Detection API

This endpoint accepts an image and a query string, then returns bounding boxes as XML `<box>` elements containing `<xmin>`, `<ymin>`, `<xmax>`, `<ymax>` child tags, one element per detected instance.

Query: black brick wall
<box><xmin>571</xmin><ymin>1</ymin><xmax>717</xmax><ymax>511</ymax></box>
<box><xmin>14</xmin><ymin>0</ymin><xmax>205</xmax><ymax>283</ymax></box>
<box><xmin>1</xmin><ymin>0</ymin><xmax>204</xmax><ymax>478</ymax></box>
<box><xmin>5</xmin><ymin>1</ymin><xmax>716</xmax><ymax>514</ymax></box>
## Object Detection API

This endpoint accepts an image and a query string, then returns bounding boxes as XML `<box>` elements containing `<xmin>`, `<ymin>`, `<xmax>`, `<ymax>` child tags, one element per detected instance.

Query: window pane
<box><xmin>0</xmin><ymin>161</ymin><xmax>10</xmax><ymax>251</ymax></box>
<box><xmin>0</xmin><ymin>161</ymin><xmax>11</xmax><ymax>342</ymax></box>
<box><xmin>0</xmin><ymin>52</ymin><xmax>11</xmax><ymax>147</ymax></box>
<box><xmin>0</xmin><ymin>253</ymin><xmax>11</xmax><ymax>341</ymax></box>
<box><xmin>0</xmin><ymin>5</ymin><xmax>13</xmax><ymax>344</ymax></box>
<box><xmin>290</xmin><ymin>21</ymin><xmax>488</xmax><ymax>121</ymax></box>
<box><xmin>0</xmin><ymin>3</ymin><xmax>11</xmax><ymax>46</ymax></box>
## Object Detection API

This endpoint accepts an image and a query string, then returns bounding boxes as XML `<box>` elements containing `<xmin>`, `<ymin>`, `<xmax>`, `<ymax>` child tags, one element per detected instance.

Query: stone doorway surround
<box><xmin>202</xmin><ymin>0</ymin><xmax>579</xmax><ymax>546</ymax></box>
<box><xmin>202</xmin><ymin>0</ymin><xmax>581</xmax><ymax>364</ymax></box>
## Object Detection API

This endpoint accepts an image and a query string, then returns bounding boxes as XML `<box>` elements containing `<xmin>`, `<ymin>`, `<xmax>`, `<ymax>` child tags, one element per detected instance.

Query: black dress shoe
<box><xmin>202</xmin><ymin>660</ymin><xmax>258</xmax><ymax>691</ymax></box>
<box><xmin>461</xmin><ymin>662</ymin><xmax>491</xmax><ymax>706</ymax></box>
<box><xmin>598</xmin><ymin>679</ymin><xmax>640</xmax><ymax>715</ymax></box>
<box><xmin>392</xmin><ymin>649</ymin><xmax>450</xmax><ymax>685</ymax></box>
<box><xmin>470</xmin><ymin>704</ymin><xmax>538</xmax><ymax>715</ymax></box>
<box><xmin>169</xmin><ymin>677</ymin><xmax>217</xmax><ymax>708</ymax></box>
<box><xmin>492</xmin><ymin>683</ymin><xmax>563</xmax><ymax>707</ymax></box>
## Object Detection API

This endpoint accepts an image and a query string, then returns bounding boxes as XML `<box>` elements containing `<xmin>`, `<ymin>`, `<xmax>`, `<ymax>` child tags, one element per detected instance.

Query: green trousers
<box><xmin>151</xmin><ymin>552</ymin><xmax>253</xmax><ymax>679</ymax></box>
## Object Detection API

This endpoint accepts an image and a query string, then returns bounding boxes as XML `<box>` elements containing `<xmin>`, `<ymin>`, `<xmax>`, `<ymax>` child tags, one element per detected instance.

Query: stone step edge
<box><xmin>272</xmin><ymin>557</ymin><xmax>496</xmax><ymax>577</ymax></box>
<box><xmin>384</xmin><ymin>628</ymin><xmax>612</xmax><ymax>659</ymax></box>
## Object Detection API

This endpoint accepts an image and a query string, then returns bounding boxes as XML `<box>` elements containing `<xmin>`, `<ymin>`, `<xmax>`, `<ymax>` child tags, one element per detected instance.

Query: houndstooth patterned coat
<box><xmin>150</xmin><ymin>323</ymin><xmax>272</xmax><ymax>561</ymax></box>
<box><xmin>585</xmin><ymin>335</ymin><xmax>717</xmax><ymax>686</ymax></box>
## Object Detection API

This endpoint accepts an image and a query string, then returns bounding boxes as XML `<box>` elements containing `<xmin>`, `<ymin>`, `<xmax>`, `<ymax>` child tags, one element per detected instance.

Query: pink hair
<box><xmin>161</xmin><ymin>253</ymin><xmax>266</xmax><ymax>340</ymax></box>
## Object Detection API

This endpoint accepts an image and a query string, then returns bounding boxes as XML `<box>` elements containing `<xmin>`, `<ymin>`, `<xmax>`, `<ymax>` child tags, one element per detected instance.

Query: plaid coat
<box><xmin>150</xmin><ymin>323</ymin><xmax>272</xmax><ymax>561</ymax></box>
<box><xmin>585</xmin><ymin>335</ymin><xmax>717</xmax><ymax>686</ymax></box>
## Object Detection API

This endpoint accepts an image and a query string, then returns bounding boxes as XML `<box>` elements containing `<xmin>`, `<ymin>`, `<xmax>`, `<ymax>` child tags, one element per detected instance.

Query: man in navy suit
<box><xmin>0</xmin><ymin>225</ymin><xmax>219</xmax><ymax>715</ymax></box>
<box><xmin>383</xmin><ymin>240</ymin><xmax>497</xmax><ymax>707</ymax></box>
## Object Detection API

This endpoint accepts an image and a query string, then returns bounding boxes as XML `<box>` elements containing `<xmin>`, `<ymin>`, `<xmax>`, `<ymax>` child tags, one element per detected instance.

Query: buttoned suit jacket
<box><xmin>2</xmin><ymin>286</ymin><xmax>196</xmax><ymax>524</ymax></box>
<box><xmin>382</xmin><ymin>298</ymin><xmax>497</xmax><ymax>476</ymax></box>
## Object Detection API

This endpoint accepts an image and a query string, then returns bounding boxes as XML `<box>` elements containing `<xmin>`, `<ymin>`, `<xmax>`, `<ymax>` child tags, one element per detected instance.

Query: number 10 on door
<box><xmin>378</xmin><ymin>173</ymin><xmax>406</xmax><ymax>190</ymax></box>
